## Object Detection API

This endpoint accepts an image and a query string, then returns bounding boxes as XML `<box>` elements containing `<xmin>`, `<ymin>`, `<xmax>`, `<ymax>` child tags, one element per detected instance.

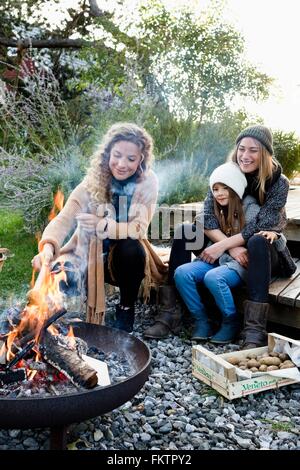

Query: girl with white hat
<box><xmin>174</xmin><ymin>162</ymin><xmax>284</xmax><ymax>344</ymax></box>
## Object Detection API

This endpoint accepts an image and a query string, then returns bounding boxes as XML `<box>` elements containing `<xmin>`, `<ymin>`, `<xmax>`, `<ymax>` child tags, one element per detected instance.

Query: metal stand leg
<box><xmin>50</xmin><ymin>425</ymin><xmax>68</xmax><ymax>450</ymax></box>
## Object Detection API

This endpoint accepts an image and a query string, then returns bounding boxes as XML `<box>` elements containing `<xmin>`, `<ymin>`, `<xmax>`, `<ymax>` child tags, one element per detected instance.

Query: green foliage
<box><xmin>156</xmin><ymin>155</ymin><xmax>208</xmax><ymax>205</ymax></box>
<box><xmin>138</xmin><ymin>0</ymin><xmax>272</xmax><ymax>122</ymax></box>
<box><xmin>273</xmin><ymin>130</ymin><xmax>300</xmax><ymax>179</ymax></box>
<box><xmin>0</xmin><ymin>150</ymin><xmax>85</xmax><ymax>233</ymax></box>
<box><xmin>0</xmin><ymin>210</ymin><xmax>36</xmax><ymax>299</ymax></box>
<box><xmin>0</xmin><ymin>71</ymin><xmax>77</xmax><ymax>157</ymax></box>
<box><xmin>260</xmin><ymin>418</ymin><xmax>294</xmax><ymax>432</ymax></box>
<box><xmin>0</xmin><ymin>70</ymin><xmax>86</xmax><ymax>233</ymax></box>
<box><xmin>67</xmin><ymin>44</ymin><xmax>127</xmax><ymax>96</ymax></box>
<box><xmin>0</xmin><ymin>0</ymin><xmax>118</xmax><ymax>96</ymax></box>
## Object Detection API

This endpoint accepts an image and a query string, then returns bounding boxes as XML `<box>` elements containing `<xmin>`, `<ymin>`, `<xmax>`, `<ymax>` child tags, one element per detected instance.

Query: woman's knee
<box><xmin>114</xmin><ymin>239</ymin><xmax>145</xmax><ymax>261</ymax></box>
<box><xmin>203</xmin><ymin>269</ymin><xmax>219</xmax><ymax>290</ymax></box>
<box><xmin>174</xmin><ymin>264</ymin><xmax>194</xmax><ymax>284</ymax></box>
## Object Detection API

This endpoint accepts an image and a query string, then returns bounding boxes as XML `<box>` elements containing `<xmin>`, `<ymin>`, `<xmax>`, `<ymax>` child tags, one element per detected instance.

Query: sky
<box><xmin>226</xmin><ymin>0</ymin><xmax>300</xmax><ymax>136</ymax></box>
<box><xmin>45</xmin><ymin>0</ymin><xmax>300</xmax><ymax>136</ymax></box>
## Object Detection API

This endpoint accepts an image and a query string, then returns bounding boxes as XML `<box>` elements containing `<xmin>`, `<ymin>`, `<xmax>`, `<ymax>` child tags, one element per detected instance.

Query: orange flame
<box><xmin>67</xmin><ymin>325</ymin><xmax>76</xmax><ymax>349</ymax></box>
<box><xmin>30</xmin><ymin>232</ymin><xmax>42</xmax><ymax>288</ymax></box>
<box><xmin>5</xmin><ymin>189</ymin><xmax>71</xmax><ymax>367</ymax></box>
<box><xmin>48</xmin><ymin>189</ymin><xmax>64</xmax><ymax>221</ymax></box>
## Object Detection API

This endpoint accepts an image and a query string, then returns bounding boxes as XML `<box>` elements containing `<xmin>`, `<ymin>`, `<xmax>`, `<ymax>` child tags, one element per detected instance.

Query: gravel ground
<box><xmin>0</xmin><ymin>294</ymin><xmax>300</xmax><ymax>451</ymax></box>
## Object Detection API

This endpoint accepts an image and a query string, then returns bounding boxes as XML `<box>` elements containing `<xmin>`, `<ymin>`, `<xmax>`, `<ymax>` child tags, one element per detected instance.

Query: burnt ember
<box><xmin>0</xmin><ymin>306</ymin><xmax>100</xmax><ymax>394</ymax></box>
<box><xmin>0</xmin><ymin>368</ymin><xmax>26</xmax><ymax>386</ymax></box>
<box><xmin>0</xmin><ymin>358</ymin><xmax>72</xmax><ymax>398</ymax></box>
<box><xmin>0</xmin><ymin>321</ymin><xmax>138</xmax><ymax>399</ymax></box>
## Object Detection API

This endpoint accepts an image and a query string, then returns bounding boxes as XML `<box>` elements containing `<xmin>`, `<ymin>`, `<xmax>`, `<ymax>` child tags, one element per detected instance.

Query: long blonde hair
<box><xmin>83</xmin><ymin>122</ymin><xmax>153</xmax><ymax>204</ymax></box>
<box><xmin>213</xmin><ymin>187</ymin><xmax>245</xmax><ymax>236</ymax></box>
<box><xmin>229</xmin><ymin>139</ymin><xmax>278</xmax><ymax>205</ymax></box>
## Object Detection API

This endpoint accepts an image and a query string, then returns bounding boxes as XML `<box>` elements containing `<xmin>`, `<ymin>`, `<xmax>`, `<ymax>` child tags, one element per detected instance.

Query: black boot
<box><xmin>114</xmin><ymin>304</ymin><xmax>135</xmax><ymax>333</ymax></box>
<box><xmin>143</xmin><ymin>285</ymin><xmax>183</xmax><ymax>339</ymax></box>
<box><xmin>241</xmin><ymin>300</ymin><xmax>269</xmax><ymax>349</ymax></box>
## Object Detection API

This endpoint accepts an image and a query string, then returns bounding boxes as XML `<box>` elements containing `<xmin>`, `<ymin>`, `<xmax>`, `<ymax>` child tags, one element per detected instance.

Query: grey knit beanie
<box><xmin>236</xmin><ymin>125</ymin><xmax>274</xmax><ymax>155</ymax></box>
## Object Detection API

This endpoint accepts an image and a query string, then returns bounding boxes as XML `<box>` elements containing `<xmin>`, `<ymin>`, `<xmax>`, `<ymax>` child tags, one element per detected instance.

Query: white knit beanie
<box><xmin>209</xmin><ymin>162</ymin><xmax>247</xmax><ymax>199</ymax></box>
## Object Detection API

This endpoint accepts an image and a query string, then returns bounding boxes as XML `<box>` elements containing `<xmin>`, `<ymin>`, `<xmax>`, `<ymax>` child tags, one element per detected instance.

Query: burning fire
<box><xmin>3</xmin><ymin>189</ymin><xmax>74</xmax><ymax>371</ymax></box>
<box><xmin>48</xmin><ymin>189</ymin><xmax>64</xmax><ymax>221</ymax></box>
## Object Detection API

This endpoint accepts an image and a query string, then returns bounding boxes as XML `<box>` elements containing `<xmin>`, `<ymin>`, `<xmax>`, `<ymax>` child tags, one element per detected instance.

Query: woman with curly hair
<box><xmin>32</xmin><ymin>122</ymin><xmax>167</xmax><ymax>332</ymax></box>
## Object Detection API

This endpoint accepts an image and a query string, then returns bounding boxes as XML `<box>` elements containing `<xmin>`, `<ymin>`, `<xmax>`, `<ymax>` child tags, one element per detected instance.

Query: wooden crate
<box><xmin>192</xmin><ymin>333</ymin><xmax>300</xmax><ymax>400</ymax></box>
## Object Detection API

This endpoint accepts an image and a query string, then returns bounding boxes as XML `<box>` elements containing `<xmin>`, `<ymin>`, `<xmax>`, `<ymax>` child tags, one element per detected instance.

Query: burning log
<box><xmin>39</xmin><ymin>330</ymin><xmax>98</xmax><ymax>389</ymax></box>
<box><xmin>0</xmin><ymin>368</ymin><xmax>26</xmax><ymax>386</ymax></box>
<box><xmin>2</xmin><ymin>307</ymin><xmax>98</xmax><ymax>390</ymax></box>
<box><xmin>9</xmin><ymin>308</ymin><xmax>68</xmax><ymax>356</ymax></box>
<box><xmin>5</xmin><ymin>340</ymin><xmax>35</xmax><ymax>370</ymax></box>
<box><xmin>0</xmin><ymin>306</ymin><xmax>22</xmax><ymax>339</ymax></box>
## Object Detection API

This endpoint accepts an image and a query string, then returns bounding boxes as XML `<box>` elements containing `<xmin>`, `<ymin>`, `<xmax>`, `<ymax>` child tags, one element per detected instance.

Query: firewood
<box><xmin>0</xmin><ymin>368</ymin><xmax>26</xmax><ymax>385</ymax></box>
<box><xmin>40</xmin><ymin>330</ymin><xmax>98</xmax><ymax>389</ymax></box>
<box><xmin>9</xmin><ymin>308</ymin><xmax>67</xmax><ymax>356</ymax></box>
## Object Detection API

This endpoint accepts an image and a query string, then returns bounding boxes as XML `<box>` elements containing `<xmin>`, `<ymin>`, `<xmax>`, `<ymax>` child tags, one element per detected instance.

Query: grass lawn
<box><xmin>0</xmin><ymin>210</ymin><xmax>37</xmax><ymax>301</ymax></box>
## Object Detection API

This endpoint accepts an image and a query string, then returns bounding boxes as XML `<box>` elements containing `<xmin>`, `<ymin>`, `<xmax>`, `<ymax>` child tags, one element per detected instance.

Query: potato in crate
<box><xmin>192</xmin><ymin>333</ymin><xmax>300</xmax><ymax>400</ymax></box>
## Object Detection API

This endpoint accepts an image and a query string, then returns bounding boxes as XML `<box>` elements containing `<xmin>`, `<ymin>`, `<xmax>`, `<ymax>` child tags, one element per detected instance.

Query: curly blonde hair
<box><xmin>83</xmin><ymin>122</ymin><xmax>154</xmax><ymax>205</ymax></box>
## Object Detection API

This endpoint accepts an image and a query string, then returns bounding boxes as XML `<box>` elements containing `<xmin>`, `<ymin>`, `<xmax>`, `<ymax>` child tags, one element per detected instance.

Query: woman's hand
<box><xmin>31</xmin><ymin>243</ymin><xmax>54</xmax><ymax>270</ymax></box>
<box><xmin>256</xmin><ymin>231</ymin><xmax>278</xmax><ymax>244</ymax></box>
<box><xmin>96</xmin><ymin>217</ymin><xmax>109</xmax><ymax>240</ymax></box>
<box><xmin>76</xmin><ymin>213</ymin><xmax>99</xmax><ymax>234</ymax></box>
<box><xmin>228</xmin><ymin>246</ymin><xmax>248</xmax><ymax>268</ymax></box>
<box><xmin>199</xmin><ymin>241</ymin><xmax>226</xmax><ymax>264</ymax></box>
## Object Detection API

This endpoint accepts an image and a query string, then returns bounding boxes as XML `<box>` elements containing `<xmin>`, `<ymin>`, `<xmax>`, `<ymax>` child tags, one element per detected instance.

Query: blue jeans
<box><xmin>174</xmin><ymin>260</ymin><xmax>242</xmax><ymax>320</ymax></box>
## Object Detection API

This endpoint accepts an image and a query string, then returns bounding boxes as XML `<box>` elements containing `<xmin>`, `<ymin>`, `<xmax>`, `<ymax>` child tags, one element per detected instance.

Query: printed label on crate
<box><xmin>192</xmin><ymin>359</ymin><xmax>228</xmax><ymax>388</ymax></box>
<box><xmin>229</xmin><ymin>376</ymin><xmax>294</xmax><ymax>397</ymax></box>
<box><xmin>193</xmin><ymin>349</ymin><xmax>226</xmax><ymax>377</ymax></box>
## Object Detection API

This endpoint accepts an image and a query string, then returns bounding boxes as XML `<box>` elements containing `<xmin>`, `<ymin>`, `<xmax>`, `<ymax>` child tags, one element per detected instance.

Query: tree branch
<box><xmin>0</xmin><ymin>37</ymin><xmax>95</xmax><ymax>49</ymax></box>
<box><xmin>89</xmin><ymin>0</ymin><xmax>105</xmax><ymax>17</ymax></box>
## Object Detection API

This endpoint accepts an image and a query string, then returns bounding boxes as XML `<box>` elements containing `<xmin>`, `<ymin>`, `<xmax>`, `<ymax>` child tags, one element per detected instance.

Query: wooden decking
<box><xmin>284</xmin><ymin>186</ymin><xmax>300</xmax><ymax>242</ymax></box>
<box><xmin>266</xmin><ymin>256</ymin><xmax>300</xmax><ymax>329</ymax></box>
<box><xmin>233</xmin><ymin>257</ymin><xmax>300</xmax><ymax>329</ymax></box>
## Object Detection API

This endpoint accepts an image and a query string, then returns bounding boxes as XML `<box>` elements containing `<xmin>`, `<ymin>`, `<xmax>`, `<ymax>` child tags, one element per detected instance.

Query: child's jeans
<box><xmin>174</xmin><ymin>260</ymin><xmax>242</xmax><ymax>319</ymax></box>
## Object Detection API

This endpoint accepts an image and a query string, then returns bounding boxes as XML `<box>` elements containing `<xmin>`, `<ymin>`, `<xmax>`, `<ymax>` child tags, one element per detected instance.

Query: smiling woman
<box><xmin>109</xmin><ymin>141</ymin><xmax>145</xmax><ymax>180</ymax></box>
<box><xmin>146</xmin><ymin>124</ymin><xmax>296</xmax><ymax>345</ymax></box>
<box><xmin>199</xmin><ymin>124</ymin><xmax>296</xmax><ymax>347</ymax></box>
<box><xmin>31</xmin><ymin>122</ymin><xmax>168</xmax><ymax>332</ymax></box>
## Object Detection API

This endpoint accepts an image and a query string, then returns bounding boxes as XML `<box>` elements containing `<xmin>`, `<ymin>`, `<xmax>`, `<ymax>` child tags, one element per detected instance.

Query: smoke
<box><xmin>154</xmin><ymin>155</ymin><xmax>209</xmax><ymax>205</ymax></box>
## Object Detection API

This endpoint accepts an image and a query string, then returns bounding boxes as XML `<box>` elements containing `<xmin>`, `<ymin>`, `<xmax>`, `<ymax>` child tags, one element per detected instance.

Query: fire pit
<box><xmin>0</xmin><ymin>322</ymin><xmax>151</xmax><ymax>449</ymax></box>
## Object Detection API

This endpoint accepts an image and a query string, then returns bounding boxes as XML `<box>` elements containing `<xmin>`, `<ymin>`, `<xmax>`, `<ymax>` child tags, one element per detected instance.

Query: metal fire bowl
<box><xmin>0</xmin><ymin>322</ymin><xmax>151</xmax><ymax>429</ymax></box>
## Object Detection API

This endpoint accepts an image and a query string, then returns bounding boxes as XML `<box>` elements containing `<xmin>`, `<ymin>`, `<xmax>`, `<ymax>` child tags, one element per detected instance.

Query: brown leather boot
<box><xmin>143</xmin><ymin>285</ymin><xmax>183</xmax><ymax>339</ymax></box>
<box><xmin>241</xmin><ymin>300</ymin><xmax>269</xmax><ymax>349</ymax></box>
